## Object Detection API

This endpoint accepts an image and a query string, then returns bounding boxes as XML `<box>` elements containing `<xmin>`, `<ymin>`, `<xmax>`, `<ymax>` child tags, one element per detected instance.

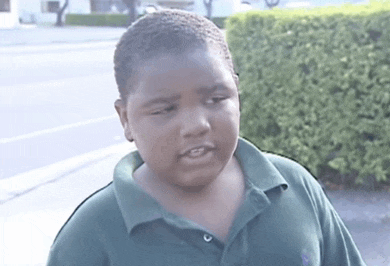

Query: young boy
<box><xmin>47</xmin><ymin>9</ymin><xmax>366</xmax><ymax>266</ymax></box>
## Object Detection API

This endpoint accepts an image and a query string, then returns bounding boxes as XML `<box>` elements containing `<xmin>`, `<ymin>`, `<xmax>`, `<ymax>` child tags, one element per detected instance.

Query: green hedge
<box><xmin>66</xmin><ymin>14</ymin><xmax>130</xmax><ymax>27</ymax></box>
<box><xmin>211</xmin><ymin>17</ymin><xmax>228</xmax><ymax>28</ymax></box>
<box><xmin>226</xmin><ymin>2</ymin><xmax>390</xmax><ymax>189</ymax></box>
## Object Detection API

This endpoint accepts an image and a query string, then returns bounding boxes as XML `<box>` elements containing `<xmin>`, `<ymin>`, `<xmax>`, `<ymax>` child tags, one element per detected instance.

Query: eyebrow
<box><xmin>196</xmin><ymin>84</ymin><xmax>228</xmax><ymax>95</ymax></box>
<box><xmin>141</xmin><ymin>84</ymin><xmax>229</xmax><ymax>108</ymax></box>
<box><xmin>141</xmin><ymin>95</ymin><xmax>180</xmax><ymax>109</ymax></box>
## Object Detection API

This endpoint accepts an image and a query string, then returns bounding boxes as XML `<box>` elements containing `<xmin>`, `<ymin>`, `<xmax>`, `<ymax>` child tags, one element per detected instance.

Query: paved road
<box><xmin>0</xmin><ymin>26</ymin><xmax>126</xmax><ymax>47</ymax></box>
<box><xmin>0</xmin><ymin>34</ymin><xmax>127</xmax><ymax>179</ymax></box>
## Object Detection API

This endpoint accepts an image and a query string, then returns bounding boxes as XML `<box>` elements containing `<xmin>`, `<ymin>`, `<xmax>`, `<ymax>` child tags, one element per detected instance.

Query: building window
<box><xmin>48</xmin><ymin>1</ymin><xmax>60</xmax><ymax>12</ymax></box>
<box><xmin>41</xmin><ymin>0</ymin><xmax>60</xmax><ymax>13</ymax></box>
<box><xmin>0</xmin><ymin>0</ymin><xmax>11</xmax><ymax>12</ymax></box>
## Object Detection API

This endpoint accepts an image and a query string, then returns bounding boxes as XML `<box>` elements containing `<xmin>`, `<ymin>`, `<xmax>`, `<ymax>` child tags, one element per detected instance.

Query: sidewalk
<box><xmin>0</xmin><ymin>141</ymin><xmax>134</xmax><ymax>204</ymax></box>
<box><xmin>0</xmin><ymin>142</ymin><xmax>137</xmax><ymax>266</ymax></box>
<box><xmin>0</xmin><ymin>25</ymin><xmax>126</xmax><ymax>46</ymax></box>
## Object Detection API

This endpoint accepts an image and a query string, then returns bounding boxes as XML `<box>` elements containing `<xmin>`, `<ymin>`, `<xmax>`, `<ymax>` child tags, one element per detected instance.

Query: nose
<box><xmin>179</xmin><ymin>108</ymin><xmax>211</xmax><ymax>138</ymax></box>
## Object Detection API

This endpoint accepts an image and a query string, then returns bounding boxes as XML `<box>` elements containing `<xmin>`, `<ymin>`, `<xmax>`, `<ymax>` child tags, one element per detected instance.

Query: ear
<box><xmin>238</xmin><ymin>91</ymin><xmax>242</xmax><ymax>112</ymax></box>
<box><xmin>233</xmin><ymin>73</ymin><xmax>241</xmax><ymax>112</ymax></box>
<box><xmin>114</xmin><ymin>99</ymin><xmax>134</xmax><ymax>142</ymax></box>
<box><xmin>234</xmin><ymin>72</ymin><xmax>239</xmax><ymax>87</ymax></box>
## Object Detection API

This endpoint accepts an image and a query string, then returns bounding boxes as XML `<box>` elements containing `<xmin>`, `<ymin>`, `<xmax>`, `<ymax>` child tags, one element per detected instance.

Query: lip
<box><xmin>179</xmin><ymin>143</ymin><xmax>216</xmax><ymax>157</ymax></box>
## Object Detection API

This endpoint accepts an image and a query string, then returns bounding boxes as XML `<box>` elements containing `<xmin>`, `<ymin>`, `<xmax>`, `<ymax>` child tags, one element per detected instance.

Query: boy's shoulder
<box><xmin>52</xmin><ymin>182</ymin><xmax>124</xmax><ymax>242</ymax></box>
<box><xmin>237</xmin><ymin>138</ymin><xmax>321</xmax><ymax>191</ymax></box>
<box><xmin>261</xmin><ymin>152</ymin><xmax>322</xmax><ymax>190</ymax></box>
<box><xmin>70</xmin><ymin>182</ymin><xmax>118</xmax><ymax>217</ymax></box>
<box><xmin>47</xmin><ymin>183</ymin><xmax>129</xmax><ymax>264</ymax></box>
<box><xmin>263</xmin><ymin>152</ymin><xmax>308</xmax><ymax>174</ymax></box>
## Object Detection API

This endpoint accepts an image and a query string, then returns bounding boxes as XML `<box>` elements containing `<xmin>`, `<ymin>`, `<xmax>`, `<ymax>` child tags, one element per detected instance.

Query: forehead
<box><xmin>144</xmin><ymin>50</ymin><xmax>216</xmax><ymax>75</ymax></box>
<box><xmin>128</xmin><ymin>47</ymin><xmax>232</xmax><ymax>97</ymax></box>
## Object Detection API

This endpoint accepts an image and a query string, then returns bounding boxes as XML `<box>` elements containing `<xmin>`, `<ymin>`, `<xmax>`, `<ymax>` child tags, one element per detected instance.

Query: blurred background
<box><xmin>0</xmin><ymin>0</ymin><xmax>371</xmax><ymax>29</ymax></box>
<box><xmin>1</xmin><ymin>0</ymin><xmax>389</xmax><ymax>265</ymax></box>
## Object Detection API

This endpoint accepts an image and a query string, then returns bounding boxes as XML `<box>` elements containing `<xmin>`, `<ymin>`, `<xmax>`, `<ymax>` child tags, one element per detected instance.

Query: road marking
<box><xmin>0</xmin><ymin>115</ymin><xmax>117</xmax><ymax>144</ymax></box>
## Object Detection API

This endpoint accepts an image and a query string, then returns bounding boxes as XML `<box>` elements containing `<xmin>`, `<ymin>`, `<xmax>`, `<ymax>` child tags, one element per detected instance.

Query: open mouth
<box><xmin>180</xmin><ymin>143</ymin><xmax>216</xmax><ymax>157</ymax></box>
<box><xmin>180</xmin><ymin>146</ymin><xmax>215</xmax><ymax>166</ymax></box>
<box><xmin>186</xmin><ymin>147</ymin><xmax>208</xmax><ymax>158</ymax></box>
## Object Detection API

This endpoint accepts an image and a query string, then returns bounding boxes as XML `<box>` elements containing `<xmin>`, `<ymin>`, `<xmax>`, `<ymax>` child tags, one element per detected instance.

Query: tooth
<box><xmin>189</xmin><ymin>147</ymin><xmax>205</xmax><ymax>156</ymax></box>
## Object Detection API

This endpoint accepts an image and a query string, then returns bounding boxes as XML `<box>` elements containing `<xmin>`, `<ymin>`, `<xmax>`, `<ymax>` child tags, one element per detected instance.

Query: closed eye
<box><xmin>151</xmin><ymin>105</ymin><xmax>177</xmax><ymax>115</ymax></box>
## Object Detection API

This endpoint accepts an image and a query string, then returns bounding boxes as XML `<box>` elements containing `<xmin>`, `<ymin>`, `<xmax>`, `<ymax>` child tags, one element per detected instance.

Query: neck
<box><xmin>134</xmin><ymin>156</ymin><xmax>241</xmax><ymax>205</ymax></box>
<box><xmin>134</xmin><ymin>157</ymin><xmax>245</xmax><ymax>242</ymax></box>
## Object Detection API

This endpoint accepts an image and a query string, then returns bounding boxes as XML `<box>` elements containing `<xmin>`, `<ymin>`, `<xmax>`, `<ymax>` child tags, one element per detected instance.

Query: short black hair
<box><xmin>114</xmin><ymin>9</ymin><xmax>236</xmax><ymax>102</ymax></box>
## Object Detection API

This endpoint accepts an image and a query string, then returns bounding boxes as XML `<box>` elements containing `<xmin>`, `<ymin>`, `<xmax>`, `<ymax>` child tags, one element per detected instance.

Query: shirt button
<box><xmin>203</xmin><ymin>234</ymin><xmax>213</xmax><ymax>242</ymax></box>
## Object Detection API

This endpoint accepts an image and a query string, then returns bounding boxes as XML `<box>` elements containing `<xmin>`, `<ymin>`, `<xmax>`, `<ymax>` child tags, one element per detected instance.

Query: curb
<box><xmin>0</xmin><ymin>142</ymin><xmax>136</xmax><ymax>204</ymax></box>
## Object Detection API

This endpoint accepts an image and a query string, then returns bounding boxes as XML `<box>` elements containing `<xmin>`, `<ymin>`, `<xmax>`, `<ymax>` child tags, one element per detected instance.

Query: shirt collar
<box><xmin>235</xmin><ymin>137</ymin><xmax>288</xmax><ymax>192</ymax></box>
<box><xmin>113</xmin><ymin>137</ymin><xmax>289</xmax><ymax>234</ymax></box>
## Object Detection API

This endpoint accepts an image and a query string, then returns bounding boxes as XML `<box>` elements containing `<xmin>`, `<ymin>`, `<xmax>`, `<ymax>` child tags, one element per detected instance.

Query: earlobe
<box><xmin>124</xmin><ymin>126</ymin><xmax>134</xmax><ymax>142</ymax></box>
<box><xmin>234</xmin><ymin>73</ymin><xmax>239</xmax><ymax>87</ymax></box>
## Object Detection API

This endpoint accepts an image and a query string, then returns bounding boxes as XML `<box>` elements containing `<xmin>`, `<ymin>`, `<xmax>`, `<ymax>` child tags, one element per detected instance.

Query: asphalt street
<box><xmin>0</xmin><ymin>26</ymin><xmax>126</xmax><ymax>46</ymax></box>
<box><xmin>0</xmin><ymin>29</ymin><xmax>127</xmax><ymax>179</ymax></box>
<box><xmin>326</xmin><ymin>190</ymin><xmax>390</xmax><ymax>266</ymax></box>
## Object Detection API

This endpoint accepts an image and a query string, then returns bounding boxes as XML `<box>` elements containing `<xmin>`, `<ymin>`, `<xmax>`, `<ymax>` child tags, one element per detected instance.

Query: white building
<box><xmin>19</xmin><ymin>0</ymin><xmax>90</xmax><ymax>24</ymax></box>
<box><xmin>0</xmin><ymin>0</ymin><xmax>267</xmax><ymax>28</ymax></box>
<box><xmin>139</xmin><ymin>0</ymin><xmax>266</xmax><ymax>17</ymax></box>
<box><xmin>0</xmin><ymin>0</ymin><xmax>90</xmax><ymax>27</ymax></box>
<box><xmin>89</xmin><ymin>0</ymin><xmax>267</xmax><ymax>18</ymax></box>
<box><xmin>0</xmin><ymin>0</ymin><xmax>19</xmax><ymax>28</ymax></box>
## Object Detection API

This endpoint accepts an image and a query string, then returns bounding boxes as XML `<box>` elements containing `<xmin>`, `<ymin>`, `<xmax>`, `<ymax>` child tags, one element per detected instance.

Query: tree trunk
<box><xmin>203</xmin><ymin>0</ymin><xmax>213</xmax><ymax>19</ymax></box>
<box><xmin>122</xmin><ymin>0</ymin><xmax>138</xmax><ymax>26</ymax></box>
<box><xmin>56</xmin><ymin>0</ymin><xmax>69</xmax><ymax>27</ymax></box>
<box><xmin>90</xmin><ymin>0</ymin><xmax>96</xmax><ymax>12</ymax></box>
<box><xmin>265</xmin><ymin>0</ymin><xmax>280</xmax><ymax>9</ymax></box>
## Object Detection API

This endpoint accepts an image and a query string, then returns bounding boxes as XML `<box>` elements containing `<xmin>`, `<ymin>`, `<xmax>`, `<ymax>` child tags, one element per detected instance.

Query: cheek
<box><xmin>214</xmin><ymin>102</ymin><xmax>240</xmax><ymax>130</ymax></box>
<box><xmin>157</xmin><ymin>135</ymin><xmax>178</xmax><ymax>157</ymax></box>
<box><xmin>152</xmin><ymin>121</ymin><xmax>179</xmax><ymax>146</ymax></box>
<box><xmin>139</xmin><ymin>126</ymin><xmax>178</xmax><ymax>162</ymax></box>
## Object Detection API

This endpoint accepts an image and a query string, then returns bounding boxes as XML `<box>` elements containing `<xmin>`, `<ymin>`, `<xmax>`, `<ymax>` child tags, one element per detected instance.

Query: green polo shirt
<box><xmin>47</xmin><ymin>138</ymin><xmax>366</xmax><ymax>266</ymax></box>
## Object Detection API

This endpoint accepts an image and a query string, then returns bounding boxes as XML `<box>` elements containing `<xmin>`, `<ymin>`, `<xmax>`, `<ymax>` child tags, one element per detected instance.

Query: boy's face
<box><xmin>115</xmin><ymin>46</ymin><xmax>240</xmax><ymax>190</ymax></box>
